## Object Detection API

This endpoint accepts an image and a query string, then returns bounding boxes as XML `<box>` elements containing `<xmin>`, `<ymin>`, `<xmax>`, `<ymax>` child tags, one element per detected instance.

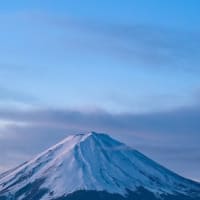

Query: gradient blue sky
<box><xmin>0</xmin><ymin>0</ymin><xmax>200</xmax><ymax>181</ymax></box>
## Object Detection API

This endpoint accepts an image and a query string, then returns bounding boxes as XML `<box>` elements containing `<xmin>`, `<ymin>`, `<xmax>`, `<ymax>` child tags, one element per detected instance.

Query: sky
<box><xmin>0</xmin><ymin>0</ymin><xmax>200</xmax><ymax>181</ymax></box>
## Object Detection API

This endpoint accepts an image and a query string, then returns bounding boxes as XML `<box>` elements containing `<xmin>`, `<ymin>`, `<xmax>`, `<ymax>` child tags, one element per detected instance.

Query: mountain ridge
<box><xmin>0</xmin><ymin>132</ymin><xmax>199</xmax><ymax>200</ymax></box>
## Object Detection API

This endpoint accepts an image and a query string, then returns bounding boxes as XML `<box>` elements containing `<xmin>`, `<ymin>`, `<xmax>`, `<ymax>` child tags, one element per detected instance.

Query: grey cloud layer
<box><xmin>0</xmin><ymin>106</ymin><xmax>200</xmax><ymax>135</ymax></box>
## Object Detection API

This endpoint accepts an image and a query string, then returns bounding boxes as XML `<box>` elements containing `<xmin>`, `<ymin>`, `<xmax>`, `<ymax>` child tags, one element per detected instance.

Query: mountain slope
<box><xmin>0</xmin><ymin>132</ymin><xmax>199</xmax><ymax>200</ymax></box>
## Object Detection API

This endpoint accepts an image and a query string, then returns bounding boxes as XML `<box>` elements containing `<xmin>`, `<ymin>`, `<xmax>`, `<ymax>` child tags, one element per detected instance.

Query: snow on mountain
<box><xmin>0</xmin><ymin>132</ymin><xmax>199</xmax><ymax>200</ymax></box>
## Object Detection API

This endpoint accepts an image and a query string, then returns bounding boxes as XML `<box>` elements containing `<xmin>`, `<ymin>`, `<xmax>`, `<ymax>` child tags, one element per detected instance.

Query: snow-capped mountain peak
<box><xmin>0</xmin><ymin>132</ymin><xmax>200</xmax><ymax>200</ymax></box>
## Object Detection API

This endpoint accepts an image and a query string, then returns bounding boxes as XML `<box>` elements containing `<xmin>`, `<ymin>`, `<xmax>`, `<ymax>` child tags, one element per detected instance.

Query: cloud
<box><xmin>43</xmin><ymin>14</ymin><xmax>200</xmax><ymax>71</ymax></box>
<box><xmin>1</xmin><ymin>12</ymin><xmax>199</xmax><ymax>72</ymax></box>
<box><xmin>0</xmin><ymin>86</ymin><xmax>39</xmax><ymax>105</ymax></box>
<box><xmin>0</xmin><ymin>105</ymin><xmax>200</xmax><ymax>135</ymax></box>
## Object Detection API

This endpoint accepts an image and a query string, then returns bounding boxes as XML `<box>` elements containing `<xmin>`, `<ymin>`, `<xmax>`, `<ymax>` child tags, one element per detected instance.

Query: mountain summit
<box><xmin>0</xmin><ymin>132</ymin><xmax>199</xmax><ymax>200</ymax></box>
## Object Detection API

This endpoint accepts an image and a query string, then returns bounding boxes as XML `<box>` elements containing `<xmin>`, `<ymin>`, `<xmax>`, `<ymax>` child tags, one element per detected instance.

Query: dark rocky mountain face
<box><xmin>53</xmin><ymin>188</ymin><xmax>200</xmax><ymax>200</ymax></box>
<box><xmin>1</xmin><ymin>187</ymin><xmax>199</xmax><ymax>200</ymax></box>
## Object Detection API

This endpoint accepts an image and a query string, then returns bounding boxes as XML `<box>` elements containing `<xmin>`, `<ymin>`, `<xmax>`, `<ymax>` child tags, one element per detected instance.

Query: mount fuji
<box><xmin>0</xmin><ymin>132</ymin><xmax>199</xmax><ymax>200</ymax></box>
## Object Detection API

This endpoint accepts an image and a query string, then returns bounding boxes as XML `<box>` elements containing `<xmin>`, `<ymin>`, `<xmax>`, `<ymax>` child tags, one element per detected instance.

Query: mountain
<box><xmin>0</xmin><ymin>132</ymin><xmax>199</xmax><ymax>200</ymax></box>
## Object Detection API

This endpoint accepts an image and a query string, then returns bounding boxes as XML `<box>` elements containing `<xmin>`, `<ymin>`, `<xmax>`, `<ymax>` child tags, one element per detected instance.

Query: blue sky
<box><xmin>0</xmin><ymin>0</ymin><xmax>200</xmax><ymax>181</ymax></box>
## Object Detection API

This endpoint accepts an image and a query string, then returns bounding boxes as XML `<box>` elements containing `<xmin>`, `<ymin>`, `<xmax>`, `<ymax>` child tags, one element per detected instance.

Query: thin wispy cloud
<box><xmin>0</xmin><ymin>86</ymin><xmax>38</xmax><ymax>105</ymax></box>
<box><xmin>1</xmin><ymin>12</ymin><xmax>200</xmax><ymax>72</ymax></box>
<box><xmin>40</xmin><ymin>14</ymin><xmax>200</xmax><ymax>71</ymax></box>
